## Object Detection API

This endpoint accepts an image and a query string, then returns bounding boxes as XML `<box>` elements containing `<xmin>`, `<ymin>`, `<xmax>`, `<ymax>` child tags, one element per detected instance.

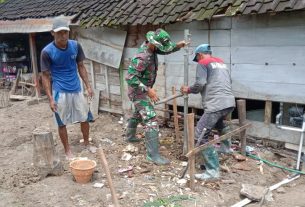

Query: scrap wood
<box><xmin>185</xmin><ymin>123</ymin><xmax>251</xmax><ymax>158</ymax></box>
<box><xmin>97</xmin><ymin>148</ymin><xmax>120</xmax><ymax>207</ymax></box>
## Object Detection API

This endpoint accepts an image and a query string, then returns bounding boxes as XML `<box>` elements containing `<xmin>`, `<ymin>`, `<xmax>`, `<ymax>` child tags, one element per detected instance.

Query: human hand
<box><xmin>147</xmin><ymin>88</ymin><xmax>160</xmax><ymax>103</ymax></box>
<box><xmin>176</xmin><ymin>40</ymin><xmax>190</xmax><ymax>49</ymax></box>
<box><xmin>49</xmin><ymin>99</ymin><xmax>57</xmax><ymax>112</ymax></box>
<box><xmin>87</xmin><ymin>86</ymin><xmax>94</xmax><ymax>100</ymax></box>
<box><xmin>180</xmin><ymin>85</ymin><xmax>189</xmax><ymax>94</ymax></box>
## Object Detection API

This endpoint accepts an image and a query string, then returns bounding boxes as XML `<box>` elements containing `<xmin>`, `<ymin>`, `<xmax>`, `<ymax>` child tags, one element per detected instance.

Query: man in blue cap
<box><xmin>180</xmin><ymin>43</ymin><xmax>235</xmax><ymax>181</ymax></box>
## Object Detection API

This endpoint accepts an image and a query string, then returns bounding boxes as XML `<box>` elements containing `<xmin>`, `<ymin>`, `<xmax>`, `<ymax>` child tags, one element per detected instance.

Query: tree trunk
<box><xmin>32</xmin><ymin>127</ymin><xmax>63</xmax><ymax>179</ymax></box>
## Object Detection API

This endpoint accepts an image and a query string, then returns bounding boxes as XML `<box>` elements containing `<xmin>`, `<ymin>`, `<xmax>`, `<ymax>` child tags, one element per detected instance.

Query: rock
<box><xmin>93</xmin><ymin>182</ymin><xmax>104</xmax><ymax>188</ymax></box>
<box><xmin>121</xmin><ymin>152</ymin><xmax>132</xmax><ymax>161</ymax></box>
<box><xmin>122</xmin><ymin>144</ymin><xmax>138</xmax><ymax>153</ymax></box>
<box><xmin>233</xmin><ymin>153</ymin><xmax>247</xmax><ymax>161</ymax></box>
<box><xmin>240</xmin><ymin>184</ymin><xmax>267</xmax><ymax>201</ymax></box>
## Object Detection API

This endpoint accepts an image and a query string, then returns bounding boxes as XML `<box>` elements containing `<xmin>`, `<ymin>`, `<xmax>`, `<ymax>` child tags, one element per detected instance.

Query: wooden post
<box><xmin>29</xmin><ymin>33</ymin><xmax>40</xmax><ymax>98</ymax></box>
<box><xmin>187</xmin><ymin>113</ymin><xmax>195</xmax><ymax>190</ymax></box>
<box><xmin>172</xmin><ymin>86</ymin><xmax>180</xmax><ymax>143</ymax></box>
<box><xmin>237</xmin><ymin>100</ymin><xmax>247</xmax><ymax>155</ymax></box>
<box><xmin>32</xmin><ymin>127</ymin><xmax>63</xmax><ymax>178</ymax></box>
<box><xmin>264</xmin><ymin>101</ymin><xmax>272</xmax><ymax>125</ymax></box>
<box><xmin>97</xmin><ymin>148</ymin><xmax>120</xmax><ymax>207</ymax></box>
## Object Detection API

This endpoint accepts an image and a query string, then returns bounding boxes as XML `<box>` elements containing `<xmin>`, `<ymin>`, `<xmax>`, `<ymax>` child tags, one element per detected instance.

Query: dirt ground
<box><xmin>0</xmin><ymin>94</ymin><xmax>305</xmax><ymax>207</ymax></box>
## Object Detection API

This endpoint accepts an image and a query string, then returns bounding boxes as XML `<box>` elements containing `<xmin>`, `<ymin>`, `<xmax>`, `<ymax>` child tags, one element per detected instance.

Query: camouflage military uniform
<box><xmin>126</xmin><ymin>41</ymin><xmax>179</xmax><ymax>133</ymax></box>
<box><xmin>125</xmin><ymin>28</ymin><xmax>182</xmax><ymax>165</ymax></box>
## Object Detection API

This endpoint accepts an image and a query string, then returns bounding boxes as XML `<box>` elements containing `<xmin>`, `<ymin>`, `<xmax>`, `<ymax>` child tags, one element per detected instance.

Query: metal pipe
<box><xmin>183</xmin><ymin>29</ymin><xmax>190</xmax><ymax>154</ymax></box>
<box><xmin>276</xmin><ymin>102</ymin><xmax>305</xmax><ymax>171</ymax></box>
<box><xmin>296</xmin><ymin>116</ymin><xmax>305</xmax><ymax>170</ymax></box>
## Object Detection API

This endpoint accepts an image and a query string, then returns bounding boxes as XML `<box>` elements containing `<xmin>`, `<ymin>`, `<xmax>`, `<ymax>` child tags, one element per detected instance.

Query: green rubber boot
<box><xmin>126</xmin><ymin>119</ymin><xmax>141</xmax><ymax>142</ymax></box>
<box><xmin>145</xmin><ymin>130</ymin><xmax>170</xmax><ymax>165</ymax></box>
<box><xmin>195</xmin><ymin>146</ymin><xmax>220</xmax><ymax>181</ymax></box>
<box><xmin>219</xmin><ymin>126</ymin><xmax>233</xmax><ymax>154</ymax></box>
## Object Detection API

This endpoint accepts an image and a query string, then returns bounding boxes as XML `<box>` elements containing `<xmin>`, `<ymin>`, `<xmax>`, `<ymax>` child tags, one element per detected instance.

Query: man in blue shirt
<box><xmin>41</xmin><ymin>16</ymin><xmax>93</xmax><ymax>160</ymax></box>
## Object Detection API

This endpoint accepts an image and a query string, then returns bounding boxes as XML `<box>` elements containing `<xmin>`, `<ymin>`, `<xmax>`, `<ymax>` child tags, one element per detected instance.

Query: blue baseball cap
<box><xmin>193</xmin><ymin>44</ymin><xmax>212</xmax><ymax>62</ymax></box>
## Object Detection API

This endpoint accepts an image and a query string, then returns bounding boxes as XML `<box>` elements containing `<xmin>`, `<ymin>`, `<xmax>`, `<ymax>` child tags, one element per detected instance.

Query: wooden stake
<box><xmin>172</xmin><ymin>86</ymin><xmax>180</xmax><ymax>143</ymax></box>
<box><xmin>97</xmin><ymin>148</ymin><xmax>120</xmax><ymax>207</ymax></box>
<box><xmin>264</xmin><ymin>101</ymin><xmax>272</xmax><ymax>125</ymax></box>
<box><xmin>237</xmin><ymin>100</ymin><xmax>247</xmax><ymax>155</ymax></box>
<box><xmin>187</xmin><ymin>113</ymin><xmax>195</xmax><ymax>189</ymax></box>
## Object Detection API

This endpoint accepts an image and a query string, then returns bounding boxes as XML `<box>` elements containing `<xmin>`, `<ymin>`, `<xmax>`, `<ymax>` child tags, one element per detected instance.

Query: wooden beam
<box><xmin>187</xmin><ymin>113</ymin><xmax>195</xmax><ymax>190</ymax></box>
<box><xmin>29</xmin><ymin>33</ymin><xmax>40</xmax><ymax>98</ymax></box>
<box><xmin>172</xmin><ymin>86</ymin><xmax>180</xmax><ymax>143</ymax></box>
<box><xmin>9</xmin><ymin>69</ymin><xmax>21</xmax><ymax>95</ymax></box>
<box><xmin>264</xmin><ymin>101</ymin><xmax>272</xmax><ymax>125</ymax></box>
<box><xmin>237</xmin><ymin>99</ymin><xmax>247</xmax><ymax>155</ymax></box>
<box><xmin>104</xmin><ymin>65</ymin><xmax>111</xmax><ymax>108</ymax></box>
<box><xmin>185</xmin><ymin>123</ymin><xmax>251</xmax><ymax>158</ymax></box>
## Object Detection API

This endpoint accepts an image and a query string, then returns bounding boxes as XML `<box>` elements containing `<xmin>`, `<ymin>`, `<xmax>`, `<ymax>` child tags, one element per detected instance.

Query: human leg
<box><xmin>194</xmin><ymin>112</ymin><xmax>222</xmax><ymax>180</ymax></box>
<box><xmin>126</xmin><ymin>112</ymin><xmax>142</xmax><ymax>142</ymax></box>
<box><xmin>58</xmin><ymin>125</ymin><xmax>73</xmax><ymax>159</ymax></box>
<box><xmin>80</xmin><ymin>121</ymin><xmax>90</xmax><ymax>146</ymax></box>
<box><xmin>215</xmin><ymin>108</ymin><xmax>234</xmax><ymax>154</ymax></box>
<box><xmin>135</xmin><ymin>99</ymin><xmax>169</xmax><ymax>165</ymax></box>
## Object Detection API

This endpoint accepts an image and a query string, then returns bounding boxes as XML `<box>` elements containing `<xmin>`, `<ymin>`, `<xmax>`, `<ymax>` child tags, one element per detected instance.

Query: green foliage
<box><xmin>143</xmin><ymin>195</ymin><xmax>195</xmax><ymax>207</ymax></box>
<box><xmin>0</xmin><ymin>0</ymin><xmax>6</xmax><ymax>3</ymax></box>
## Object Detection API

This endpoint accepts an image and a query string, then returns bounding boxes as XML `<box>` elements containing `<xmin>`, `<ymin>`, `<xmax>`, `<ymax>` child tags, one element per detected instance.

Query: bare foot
<box><xmin>65</xmin><ymin>151</ymin><xmax>75</xmax><ymax>161</ymax></box>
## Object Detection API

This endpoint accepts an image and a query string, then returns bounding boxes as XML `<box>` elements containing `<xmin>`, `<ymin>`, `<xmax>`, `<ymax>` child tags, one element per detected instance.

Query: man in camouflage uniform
<box><xmin>125</xmin><ymin>29</ymin><xmax>187</xmax><ymax>165</ymax></box>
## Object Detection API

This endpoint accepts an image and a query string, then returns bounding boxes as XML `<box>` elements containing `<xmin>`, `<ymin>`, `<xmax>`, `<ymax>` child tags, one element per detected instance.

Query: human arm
<box><xmin>76</xmin><ymin>43</ymin><xmax>93</xmax><ymax>98</ymax></box>
<box><xmin>156</xmin><ymin>40</ymin><xmax>188</xmax><ymax>55</ymax></box>
<box><xmin>180</xmin><ymin>64</ymin><xmax>207</xmax><ymax>94</ymax></box>
<box><xmin>40</xmin><ymin>50</ymin><xmax>56</xmax><ymax>112</ymax></box>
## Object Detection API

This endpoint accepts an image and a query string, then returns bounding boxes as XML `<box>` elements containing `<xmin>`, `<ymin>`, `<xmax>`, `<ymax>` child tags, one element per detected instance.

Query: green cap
<box><xmin>146</xmin><ymin>29</ymin><xmax>176</xmax><ymax>52</ymax></box>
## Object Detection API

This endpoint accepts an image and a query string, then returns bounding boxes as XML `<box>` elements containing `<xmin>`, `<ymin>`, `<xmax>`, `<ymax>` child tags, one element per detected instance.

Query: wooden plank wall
<box><xmin>231</xmin><ymin>11</ymin><xmax>305</xmax><ymax>104</ymax></box>
<box><xmin>84</xmin><ymin>59</ymin><xmax>123</xmax><ymax>114</ymax></box>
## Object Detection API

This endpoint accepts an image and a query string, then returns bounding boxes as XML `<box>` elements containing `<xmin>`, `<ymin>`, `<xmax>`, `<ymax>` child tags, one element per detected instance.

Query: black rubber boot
<box><xmin>145</xmin><ymin>130</ymin><xmax>170</xmax><ymax>165</ymax></box>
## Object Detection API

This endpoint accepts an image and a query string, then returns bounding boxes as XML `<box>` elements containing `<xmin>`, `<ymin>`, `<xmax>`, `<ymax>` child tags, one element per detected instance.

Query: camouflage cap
<box><xmin>146</xmin><ymin>29</ymin><xmax>176</xmax><ymax>52</ymax></box>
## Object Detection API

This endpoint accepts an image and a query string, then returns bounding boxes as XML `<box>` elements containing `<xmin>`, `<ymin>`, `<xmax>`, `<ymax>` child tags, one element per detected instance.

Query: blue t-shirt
<box><xmin>40</xmin><ymin>40</ymin><xmax>85</xmax><ymax>92</ymax></box>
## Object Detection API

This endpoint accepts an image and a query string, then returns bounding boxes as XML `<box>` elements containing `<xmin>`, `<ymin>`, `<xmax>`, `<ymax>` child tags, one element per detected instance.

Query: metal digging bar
<box><xmin>183</xmin><ymin>29</ymin><xmax>191</xmax><ymax>154</ymax></box>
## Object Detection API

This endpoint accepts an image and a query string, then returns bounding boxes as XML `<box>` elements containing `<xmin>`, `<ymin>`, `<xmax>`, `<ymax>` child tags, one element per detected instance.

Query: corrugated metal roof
<box><xmin>0</xmin><ymin>0</ymin><xmax>304</xmax><ymax>29</ymax></box>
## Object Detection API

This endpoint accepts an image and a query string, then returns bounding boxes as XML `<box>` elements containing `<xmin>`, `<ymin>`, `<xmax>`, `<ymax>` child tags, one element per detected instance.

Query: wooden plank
<box><xmin>169</xmin><ymin>29</ymin><xmax>231</xmax><ymax>47</ymax></box>
<box><xmin>232</xmin><ymin>81</ymin><xmax>305</xmax><ymax>104</ymax></box>
<box><xmin>172</xmin><ymin>86</ymin><xmax>180</xmax><ymax>143</ymax></box>
<box><xmin>185</xmin><ymin>123</ymin><xmax>252</xmax><ymax>158</ymax></box>
<box><xmin>165</xmin><ymin>46</ymin><xmax>231</xmax><ymax>64</ymax></box>
<box><xmin>104</xmin><ymin>65</ymin><xmax>111</xmax><ymax>107</ymax></box>
<box><xmin>237</xmin><ymin>99</ymin><xmax>247</xmax><ymax>155</ymax></box>
<box><xmin>89</xmin><ymin>60</ymin><xmax>96</xmax><ymax>89</ymax></box>
<box><xmin>264</xmin><ymin>101</ymin><xmax>272</xmax><ymax>125</ymax></box>
<box><xmin>231</xmin><ymin>64</ymin><xmax>305</xmax><ymax>85</ymax></box>
<box><xmin>232</xmin><ymin>26</ymin><xmax>305</xmax><ymax>47</ymax></box>
<box><xmin>187</xmin><ymin>113</ymin><xmax>195</xmax><ymax>190</ymax></box>
<box><xmin>231</xmin><ymin>46</ymin><xmax>305</xmax><ymax>65</ymax></box>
